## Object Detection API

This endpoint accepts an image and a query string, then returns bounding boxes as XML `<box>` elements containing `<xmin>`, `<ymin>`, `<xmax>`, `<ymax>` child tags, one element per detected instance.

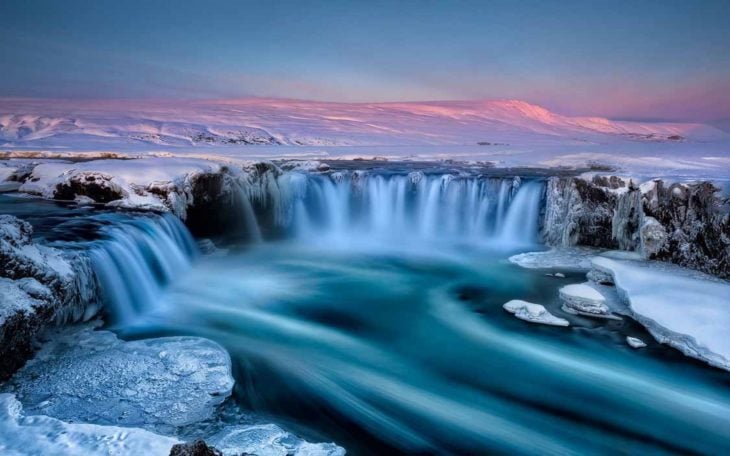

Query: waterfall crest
<box><xmin>89</xmin><ymin>214</ymin><xmax>198</xmax><ymax>324</ymax></box>
<box><xmin>245</xmin><ymin>171</ymin><xmax>544</xmax><ymax>246</ymax></box>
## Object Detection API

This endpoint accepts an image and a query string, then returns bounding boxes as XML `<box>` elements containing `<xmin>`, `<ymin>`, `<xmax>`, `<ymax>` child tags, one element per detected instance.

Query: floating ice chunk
<box><xmin>559</xmin><ymin>283</ymin><xmax>611</xmax><ymax>317</ymax></box>
<box><xmin>0</xmin><ymin>393</ymin><xmax>179</xmax><ymax>456</ymax></box>
<box><xmin>209</xmin><ymin>423</ymin><xmax>346</xmax><ymax>456</ymax></box>
<box><xmin>591</xmin><ymin>256</ymin><xmax>730</xmax><ymax>371</ymax></box>
<box><xmin>509</xmin><ymin>248</ymin><xmax>600</xmax><ymax>271</ymax></box>
<box><xmin>502</xmin><ymin>300</ymin><xmax>569</xmax><ymax>327</ymax></box>
<box><xmin>5</xmin><ymin>324</ymin><xmax>234</xmax><ymax>429</ymax></box>
<box><xmin>626</xmin><ymin>337</ymin><xmax>647</xmax><ymax>349</ymax></box>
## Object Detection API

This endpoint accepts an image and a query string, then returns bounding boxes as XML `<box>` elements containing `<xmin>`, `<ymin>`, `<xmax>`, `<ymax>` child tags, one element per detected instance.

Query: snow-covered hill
<box><xmin>1</xmin><ymin>98</ymin><xmax>726</xmax><ymax>149</ymax></box>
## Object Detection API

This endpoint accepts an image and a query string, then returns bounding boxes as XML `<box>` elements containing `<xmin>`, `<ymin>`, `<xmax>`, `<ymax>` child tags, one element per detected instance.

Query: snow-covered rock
<box><xmin>639</xmin><ymin>216</ymin><xmax>667</xmax><ymax>257</ymax></box>
<box><xmin>590</xmin><ymin>256</ymin><xmax>730</xmax><ymax>370</ymax></box>
<box><xmin>18</xmin><ymin>158</ymin><xmax>224</xmax><ymax>218</ymax></box>
<box><xmin>4</xmin><ymin>324</ymin><xmax>234</xmax><ymax>428</ymax></box>
<box><xmin>559</xmin><ymin>283</ymin><xmax>612</xmax><ymax>317</ymax></box>
<box><xmin>0</xmin><ymin>215</ymin><xmax>99</xmax><ymax>379</ymax></box>
<box><xmin>208</xmin><ymin>424</ymin><xmax>346</xmax><ymax>456</ymax></box>
<box><xmin>502</xmin><ymin>300</ymin><xmax>569</xmax><ymax>327</ymax></box>
<box><xmin>626</xmin><ymin>336</ymin><xmax>647</xmax><ymax>349</ymax></box>
<box><xmin>542</xmin><ymin>176</ymin><xmax>730</xmax><ymax>279</ymax></box>
<box><xmin>0</xmin><ymin>394</ymin><xmax>179</xmax><ymax>456</ymax></box>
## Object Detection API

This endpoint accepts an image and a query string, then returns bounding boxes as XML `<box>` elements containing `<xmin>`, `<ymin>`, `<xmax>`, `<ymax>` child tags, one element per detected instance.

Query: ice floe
<box><xmin>209</xmin><ymin>423</ymin><xmax>346</xmax><ymax>456</ymax></box>
<box><xmin>502</xmin><ymin>300</ymin><xmax>569</xmax><ymax>327</ymax></box>
<box><xmin>626</xmin><ymin>337</ymin><xmax>647</xmax><ymax>349</ymax></box>
<box><xmin>508</xmin><ymin>248</ymin><xmax>600</xmax><ymax>271</ymax></box>
<box><xmin>559</xmin><ymin>283</ymin><xmax>615</xmax><ymax>319</ymax></box>
<box><xmin>4</xmin><ymin>324</ymin><xmax>234</xmax><ymax>428</ymax></box>
<box><xmin>591</xmin><ymin>256</ymin><xmax>730</xmax><ymax>370</ymax></box>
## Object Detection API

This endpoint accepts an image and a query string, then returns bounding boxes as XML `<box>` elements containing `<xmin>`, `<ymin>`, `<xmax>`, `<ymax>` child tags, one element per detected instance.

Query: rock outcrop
<box><xmin>542</xmin><ymin>175</ymin><xmax>730</xmax><ymax>279</ymax></box>
<box><xmin>0</xmin><ymin>215</ymin><xmax>99</xmax><ymax>379</ymax></box>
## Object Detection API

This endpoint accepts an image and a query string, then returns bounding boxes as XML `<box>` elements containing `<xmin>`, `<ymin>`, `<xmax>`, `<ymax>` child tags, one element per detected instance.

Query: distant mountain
<box><xmin>0</xmin><ymin>98</ymin><xmax>726</xmax><ymax>149</ymax></box>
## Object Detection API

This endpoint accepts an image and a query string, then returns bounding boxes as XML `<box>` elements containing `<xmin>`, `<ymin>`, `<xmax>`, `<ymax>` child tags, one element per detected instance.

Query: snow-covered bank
<box><xmin>591</xmin><ymin>256</ymin><xmax>730</xmax><ymax>371</ymax></box>
<box><xmin>0</xmin><ymin>324</ymin><xmax>346</xmax><ymax>456</ymax></box>
<box><xmin>0</xmin><ymin>394</ymin><xmax>179</xmax><ymax>456</ymax></box>
<box><xmin>511</xmin><ymin>245</ymin><xmax>730</xmax><ymax>371</ymax></box>
<box><xmin>0</xmin><ymin>215</ymin><xmax>99</xmax><ymax>379</ymax></box>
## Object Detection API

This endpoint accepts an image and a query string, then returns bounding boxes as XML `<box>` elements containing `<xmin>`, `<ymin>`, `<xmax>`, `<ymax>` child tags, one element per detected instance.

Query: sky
<box><xmin>1</xmin><ymin>0</ymin><xmax>729</xmax><ymax>126</ymax></box>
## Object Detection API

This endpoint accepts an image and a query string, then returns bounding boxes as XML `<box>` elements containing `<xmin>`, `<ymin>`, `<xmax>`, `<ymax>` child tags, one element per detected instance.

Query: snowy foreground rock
<box><xmin>2</xmin><ymin>324</ymin><xmax>346</xmax><ymax>455</ymax></box>
<box><xmin>0</xmin><ymin>394</ymin><xmax>179</xmax><ymax>456</ymax></box>
<box><xmin>591</xmin><ymin>257</ymin><xmax>730</xmax><ymax>370</ymax></box>
<box><xmin>4</xmin><ymin>324</ymin><xmax>234</xmax><ymax>428</ymax></box>
<box><xmin>502</xmin><ymin>300</ymin><xmax>569</xmax><ymax>327</ymax></box>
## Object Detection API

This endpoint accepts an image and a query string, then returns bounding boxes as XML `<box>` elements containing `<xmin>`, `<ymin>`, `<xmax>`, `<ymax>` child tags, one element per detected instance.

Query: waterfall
<box><xmin>89</xmin><ymin>214</ymin><xmax>198</xmax><ymax>324</ymax></box>
<box><xmin>246</xmin><ymin>171</ymin><xmax>545</xmax><ymax>246</ymax></box>
<box><xmin>498</xmin><ymin>180</ymin><xmax>544</xmax><ymax>245</ymax></box>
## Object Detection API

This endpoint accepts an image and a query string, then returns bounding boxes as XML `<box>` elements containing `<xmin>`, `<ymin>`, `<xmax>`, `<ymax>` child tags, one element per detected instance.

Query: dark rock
<box><xmin>54</xmin><ymin>172</ymin><xmax>125</xmax><ymax>203</ymax></box>
<box><xmin>542</xmin><ymin>176</ymin><xmax>730</xmax><ymax>279</ymax></box>
<box><xmin>169</xmin><ymin>440</ymin><xmax>223</xmax><ymax>456</ymax></box>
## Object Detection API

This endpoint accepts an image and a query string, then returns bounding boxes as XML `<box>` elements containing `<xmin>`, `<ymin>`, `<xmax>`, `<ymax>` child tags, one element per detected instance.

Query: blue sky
<box><xmin>1</xmin><ymin>0</ymin><xmax>729</xmax><ymax>123</ymax></box>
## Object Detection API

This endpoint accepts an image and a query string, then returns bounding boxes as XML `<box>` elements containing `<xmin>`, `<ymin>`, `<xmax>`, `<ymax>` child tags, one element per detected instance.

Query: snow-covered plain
<box><xmin>2</xmin><ymin>98</ymin><xmax>730</xmax><ymax>182</ymax></box>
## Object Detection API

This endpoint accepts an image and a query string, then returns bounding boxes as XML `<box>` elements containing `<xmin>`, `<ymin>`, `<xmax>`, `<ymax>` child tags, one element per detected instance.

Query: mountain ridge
<box><xmin>0</xmin><ymin>97</ymin><xmax>726</xmax><ymax>149</ymax></box>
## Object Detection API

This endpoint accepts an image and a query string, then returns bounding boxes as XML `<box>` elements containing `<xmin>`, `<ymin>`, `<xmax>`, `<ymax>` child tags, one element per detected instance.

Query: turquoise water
<box><xmin>118</xmin><ymin>241</ymin><xmax>730</xmax><ymax>455</ymax></box>
<box><xmin>3</xmin><ymin>188</ymin><xmax>730</xmax><ymax>455</ymax></box>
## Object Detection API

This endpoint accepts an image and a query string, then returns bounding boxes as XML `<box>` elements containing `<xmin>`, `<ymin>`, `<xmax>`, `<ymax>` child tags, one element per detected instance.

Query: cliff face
<box><xmin>542</xmin><ymin>176</ymin><xmax>730</xmax><ymax>279</ymax></box>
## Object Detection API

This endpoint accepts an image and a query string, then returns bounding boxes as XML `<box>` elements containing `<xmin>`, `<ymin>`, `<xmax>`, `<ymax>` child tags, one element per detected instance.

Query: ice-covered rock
<box><xmin>542</xmin><ymin>176</ymin><xmax>730</xmax><ymax>279</ymax></box>
<box><xmin>639</xmin><ymin>216</ymin><xmax>667</xmax><ymax>257</ymax></box>
<box><xmin>559</xmin><ymin>283</ymin><xmax>612</xmax><ymax>317</ymax></box>
<box><xmin>169</xmin><ymin>439</ymin><xmax>222</xmax><ymax>456</ymax></box>
<box><xmin>208</xmin><ymin>424</ymin><xmax>346</xmax><ymax>456</ymax></box>
<box><xmin>626</xmin><ymin>337</ymin><xmax>647</xmax><ymax>349</ymax></box>
<box><xmin>4</xmin><ymin>324</ymin><xmax>234</xmax><ymax>428</ymax></box>
<box><xmin>0</xmin><ymin>215</ymin><xmax>99</xmax><ymax>379</ymax></box>
<box><xmin>0</xmin><ymin>393</ymin><xmax>179</xmax><ymax>456</ymax></box>
<box><xmin>502</xmin><ymin>300</ymin><xmax>569</xmax><ymax>327</ymax></box>
<box><xmin>590</xmin><ymin>256</ymin><xmax>730</xmax><ymax>370</ymax></box>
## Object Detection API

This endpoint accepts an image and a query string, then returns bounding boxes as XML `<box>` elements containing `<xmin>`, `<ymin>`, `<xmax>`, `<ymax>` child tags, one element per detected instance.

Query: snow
<box><xmin>209</xmin><ymin>424</ymin><xmax>346</xmax><ymax>456</ymax></box>
<box><xmin>0</xmin><ymin>394</ymin><xmax>179</xmax><ymax>456</ymax></box>
<box><xmin>17</xmin><ymin>157</ymin><xmax>223</xmax><ymax>212</ymax></box>
<box><xmin>626</xmin><ymin>337</ymin><xmax>647</xmax><ymax>349</ymax></box>
<box><xmin>4</xmin><ymin>324</ymin><xmax>235</xmax><ymax>429</ymax></box>
<box><xmin>0</xmin><ymin>278</ymin><xmax>46</xmax><ymax>325</ymax></box>
<box><xmin>502</xmin><ymin>300</ymin><xmax>570</xmax><ymax>327</ymax></box>
<box><xmin>2</xmin><ymin>98</ymin><xmax>730</xmax><ymax>182</ymax></box>
<box><xmin>591</xmin><ymin>256</ymin><xmax>730</xmax><ymax>370</ymax></box>
<box><xmin>2</xmin><ymin>98</ymin><xmax>725</xmax><ymax>149</ymax></box>
<box><xmin>509</xmin><ymin>248</ymin><xmax>601</xmax><ymax>270</ymax></box>
<box><xmin>559</xmin><ymin>283</ymin><xmax>611</xmax><ymax>316</ymax></box>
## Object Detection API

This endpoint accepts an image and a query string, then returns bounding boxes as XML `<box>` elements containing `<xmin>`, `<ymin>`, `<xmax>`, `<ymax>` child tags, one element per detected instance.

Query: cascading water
<box><xmin>247</xmin><ymin>171</ymin><xmax>545</xmax><ymax>247</ymax></box>
<box><xmin>88</xmin><ymin>213</ymin><xmax>198</xmax><ymax>324</ymax></box>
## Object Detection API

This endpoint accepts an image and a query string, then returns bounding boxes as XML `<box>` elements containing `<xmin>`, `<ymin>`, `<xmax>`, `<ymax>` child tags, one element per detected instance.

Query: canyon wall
<box><xmin>542</xmin><ymin>175</ymin><xmax>730</xmax><ymax>279</ymax></box>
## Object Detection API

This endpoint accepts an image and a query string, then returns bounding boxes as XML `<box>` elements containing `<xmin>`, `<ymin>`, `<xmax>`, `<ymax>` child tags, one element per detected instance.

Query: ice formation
<box><xmin>502</xmin><ymin>300</ymin><xmax>569</xmax><ymax>327</ymax></box>
<box><xmin>4</xmin><ymin>324</ymin><xmax>235</xmax><ymax>428</ymax></box>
